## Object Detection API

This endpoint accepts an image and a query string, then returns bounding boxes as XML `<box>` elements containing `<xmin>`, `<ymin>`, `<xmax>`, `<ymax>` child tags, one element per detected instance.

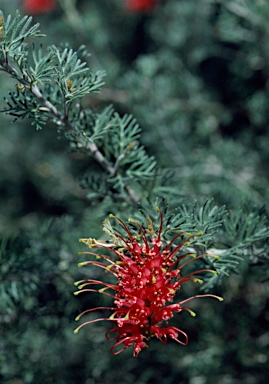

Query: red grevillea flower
<box><xmin>22</xmin><ymin>0</ymin><xmax>57</xmax><ymax>14</ymax></box>
<box><xmin>125</xmin><ymin>0</ymin><xmax>157</xmax><ymax>12</ymax></box>
<box><xmin>74</xmin><ymin>209</ymin><xmax>223</xmax><ymax>357</ymax></box>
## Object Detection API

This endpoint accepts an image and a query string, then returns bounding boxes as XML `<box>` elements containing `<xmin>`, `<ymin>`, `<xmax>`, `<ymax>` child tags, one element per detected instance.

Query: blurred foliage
<box><xmin>0</xmin><ymin>0</ymin><xmax>269</xmax><ymax>383</ymax></box>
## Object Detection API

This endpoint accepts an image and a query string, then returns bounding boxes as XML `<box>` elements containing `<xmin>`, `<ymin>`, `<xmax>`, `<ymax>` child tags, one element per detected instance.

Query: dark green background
<box><xmin>0</xmin><ymin>1</ymin><xmax>268</xmax><ymax>383</ymax></box>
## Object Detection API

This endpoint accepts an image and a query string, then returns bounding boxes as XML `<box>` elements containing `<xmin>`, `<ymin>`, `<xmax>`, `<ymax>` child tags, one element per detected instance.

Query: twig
<box><xmin>0</xmin><ymin>57</ymin><xmax>140</xmax><ymax>204</ymax></box>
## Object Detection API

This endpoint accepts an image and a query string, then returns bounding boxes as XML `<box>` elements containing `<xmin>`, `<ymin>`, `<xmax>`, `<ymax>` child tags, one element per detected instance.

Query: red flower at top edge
<box><xmin>22</xmin><ymin>0</ymin><xmax>57</xmax><ymax>14</ymax></box>
<box><xmin>126</xmin><ymin>0</ymin><xmax>157</xmax><ymax>12</ymax></box>
<box><xmin>74</xmin><ymin>209</ymin><xmax>223</xmax><ymax>357</ymax></box>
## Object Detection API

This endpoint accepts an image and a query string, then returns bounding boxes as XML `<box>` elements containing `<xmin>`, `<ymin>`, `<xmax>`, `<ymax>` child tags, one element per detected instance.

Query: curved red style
<box><xmin>74</xmin><ymin>210</ymin><xmax>223</xmax><ymax>357</ymax></box>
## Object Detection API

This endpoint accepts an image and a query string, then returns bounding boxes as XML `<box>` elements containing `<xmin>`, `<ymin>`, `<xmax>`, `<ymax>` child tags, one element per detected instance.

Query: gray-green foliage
<box><xmin>129</xmin><ymin>199</ymin><xmax>269</xmax><ymax>290</ymax></box>
<box><xmin>0</xmin><ymin>11</ymin><xmax>156</xmax><ymax>202</ymax></box>
<box><xmin>0</xmin><ymin>217</ymin><xmax>84</xmax><ymax>383</ymax></box>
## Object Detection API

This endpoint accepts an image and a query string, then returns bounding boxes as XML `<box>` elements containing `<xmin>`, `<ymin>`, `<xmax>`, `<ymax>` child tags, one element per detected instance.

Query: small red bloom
<box><xmin>74</xmin><ymin>209</ymin><xmax>222</xmax><ymax>357</ymax></box>
<box><xmin>125</xmin><ymin>0</ymin><xmax>157</xmax><ymax>12</ymax></box>
<box><xmin>22</xmin><ymin>0</ymin><xmax>57</xmax><ymax>14</ymax></box>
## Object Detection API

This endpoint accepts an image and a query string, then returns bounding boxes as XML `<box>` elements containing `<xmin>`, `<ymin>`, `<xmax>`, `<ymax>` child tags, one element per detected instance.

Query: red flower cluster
<box><xmin>74</xmin><ymin>210</ymin><xmax>222</xmax><ymax>357</ymax></box>
<box><xmin>22</xmin><ymin>0</ymin><xmax>57</xmax><ymax>14</ymax></box>
<box><xmin>125</xmin><ymin>0</ymin><xmax>157</xmax><ymax>12</ymax></box>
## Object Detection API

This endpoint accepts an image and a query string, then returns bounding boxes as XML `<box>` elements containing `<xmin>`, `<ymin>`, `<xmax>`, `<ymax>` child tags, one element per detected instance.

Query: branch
<box><xmin>0</xmin><ymin>57</ymin><xmax>140</xmax><ymax>204</ymax></box>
